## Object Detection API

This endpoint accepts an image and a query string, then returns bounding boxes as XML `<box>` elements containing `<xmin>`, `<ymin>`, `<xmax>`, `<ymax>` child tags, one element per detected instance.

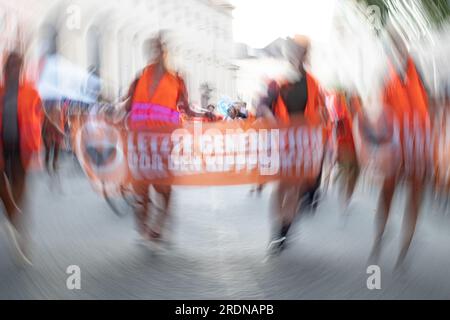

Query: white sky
<box><xmin>231</xmin><ymin>0</ymin><xmax>337</xmax><ymax>48</ymax></box>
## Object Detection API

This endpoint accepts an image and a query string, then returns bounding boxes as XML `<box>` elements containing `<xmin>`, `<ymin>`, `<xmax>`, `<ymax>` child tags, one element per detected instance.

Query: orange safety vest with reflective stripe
<box><xmin>0</xmin><ymin>82</ymin><xmax>44</xmax><ymax>170</ymax></box>
<box><xmin>273</xmin><ymin>72</ymin><xmax>323</xmax><ymax>125</ymax></box>
<box><xmin>130</xmin><ymin>64</ymin><xmax>186</xmax><ymax>128</ymax></box>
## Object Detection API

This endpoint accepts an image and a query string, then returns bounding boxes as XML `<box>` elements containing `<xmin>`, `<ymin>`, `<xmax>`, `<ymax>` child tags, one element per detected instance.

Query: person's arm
<box><xmin>256</xmin><ymin>80</ymin><xmax>279</xmax><ymax>120</ymax></box>
<box><xmin>177</xmin><ymin>77</ymin><xmax>204</xmax><ymax>118</ymax></box>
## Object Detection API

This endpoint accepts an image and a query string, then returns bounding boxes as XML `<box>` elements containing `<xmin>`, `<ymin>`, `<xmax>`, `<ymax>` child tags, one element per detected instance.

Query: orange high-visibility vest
<box><xmin>0</xmin><ymin>82</ymin><xmax>44</xmax><ymax>170</ymax></box>
<box><xmin>382</xmin><ymin>57</ymin><xmax>430</xmax><ymax>178</ymax></box>
<box><xmin>383</xmin><ymin>57</ymin><xmax>429</xmax><ymax>127</ymax></box>
<box><xmin>273</xmin><ymin>72</ymin><xmax>323</xmax><ymax>125</ymax></box>
<box><xmin>130</xmin><ymin>64</ymin><xmax>186</xmax><ymax>128</ymax></box>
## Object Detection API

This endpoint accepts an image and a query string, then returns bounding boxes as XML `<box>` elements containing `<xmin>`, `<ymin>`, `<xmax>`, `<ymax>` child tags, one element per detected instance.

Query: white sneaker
<box><xmin>267</xmin><ymin>237</ymin><xmax>287</xmax><ymax>255</ymax></box>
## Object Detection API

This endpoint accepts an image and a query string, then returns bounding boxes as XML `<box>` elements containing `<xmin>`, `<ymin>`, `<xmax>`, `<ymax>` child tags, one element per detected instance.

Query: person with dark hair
<box><xmin>205</xmin><ymin>104</ymin><xmax>222</xmax><ymax>122</ymax></box>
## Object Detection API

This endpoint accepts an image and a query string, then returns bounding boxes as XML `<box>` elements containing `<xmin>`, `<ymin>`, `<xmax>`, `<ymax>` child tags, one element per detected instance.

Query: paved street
<box><xmin>1</xmin><ymin>155</ymin><xmax>450</xmax><ymax>299</ymax></box>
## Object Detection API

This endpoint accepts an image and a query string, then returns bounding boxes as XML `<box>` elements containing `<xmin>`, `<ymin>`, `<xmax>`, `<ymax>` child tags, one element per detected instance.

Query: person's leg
<box><xmin>132</xmin><ymin>182</ymin><xmax>150</xmax><ymax>238</ymax></box>
<box><xmin>268</xmin><ymin>183</ymin><xmax>288</xmax><ymax>253</ymax></box>
<box><xmin>151</xmin><ymin>184</ymin><xmax>172</xmax><ymax>239</ymax></box>
<box><xmin>1</xmin><ymin>151</ymin><xmax>31</xmax><ymax>264</ymax></box>
<box><xmin>344</xmin><ymin>162</ymin><xmax>360</xmax><ymax>207</ymax></box>
<box><xmin>10</xmin><ymin>160</ymin><xmax>26</xmax><ymax>228</ymax></box>
<box><xmin>396</xmin><ymin>177</ymin><xmax>423</xmax><ymax>267</ymax></box>
<box><xmin>302</xmin><ymin>172</ymin><xmax>322</xmax><ymax>211</ymax></box>
<box><xmin>280</xmin><ymin>185</ymin><xmax>301</xmax><ymax>236</ymax></box>
<box><xmin>256</xmin><ymin>183</ymin><xmax>265</xmax><ymax>195</ymax></box>
<box><xmin>11</xmin><ymin>160</ymin><xmax>26</xmax><ymax>200</ymax></box>
<box><xmin>249</xmin><ymin>184</ymin><xmax>264</xmax><ymax>195</ymax></box>
<box><xmin>332</xmin><ymin>163</ymin><xmax>351</xmax><ymax>224</ymax></box>
<box><xmin>321</xmin><ymin>154</ymin><xmax>335</xmax><ymax>195</ymax></box>
<box><xmin>269</xmin><ymin>181</ymin><xmax>302</xmax><ymax>252</ymax></box>
<box><xmin>370</xmin><ymin>175</ymin><xmax>396</xmax><ymax>262</ymax></box>
<box><xmin>274</xmin><ymin>182</ymin><xmax>289</xmax><ymax>237</ymax></box>
<box><xmin>0</xmin><ymin>175</ymin><xmax>31</xmax><ymax>266</ymax></box>
<box><xmin>1</xmin><ymin>147</ymin><xmax>26</xmax><ymax>221</ymax></box>
<box><xmin>53</xmin><ymin>138</ymin><xmax>61</xmax><ymax>173</ymax></box>
<box><xmin>44</xmin><ymin>137</ymin><xmax>52</xmax><ymax>174</ymax></box>
<box><xmin>0</xmin><ymin>171</ymin><xmax>18</xmax><ymax>222</ymax></box>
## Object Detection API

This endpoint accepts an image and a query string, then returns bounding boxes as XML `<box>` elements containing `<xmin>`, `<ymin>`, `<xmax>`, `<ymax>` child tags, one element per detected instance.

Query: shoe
<box><xmin>267</xmin><ymin>237</ymin><xmax>287</xmax><ymax>255</ymax></box>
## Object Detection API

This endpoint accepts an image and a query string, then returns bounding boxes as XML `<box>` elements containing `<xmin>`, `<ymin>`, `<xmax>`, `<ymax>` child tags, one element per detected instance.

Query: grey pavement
<box><xmin>1</xmin><ymin>156</ymin><xmax>450</xmax><ymax>299</ymax></box>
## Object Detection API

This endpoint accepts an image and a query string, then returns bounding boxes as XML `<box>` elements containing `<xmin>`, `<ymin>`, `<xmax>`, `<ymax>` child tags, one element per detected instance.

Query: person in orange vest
<box><xmin>125</xmin><ymin>33</ymin><xmax>204</xmax><ymax>243</ymax></box>
<box><xmin>263</xmin><ymin>35</ymin><xmax>327</xmax><ymax>254</ymax></box>
<box><xmin>365</xmin><ymin>27</ymin><xmax>430</xmax><ymax>268</ymax></box>
<box><xmin>0</xmin><ymin>51</ymin><xmax>45</xmax><ymax>265</ymax></box>
<box><xmin>204</xmin><ymin>104</ymin><xmax>223</xmax><ymax>122</ymax></box>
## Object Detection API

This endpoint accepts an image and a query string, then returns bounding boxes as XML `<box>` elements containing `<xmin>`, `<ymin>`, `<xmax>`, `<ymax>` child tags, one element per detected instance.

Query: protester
<box><xmin>124</xmin><ymin>32</ymin><xmax>203</xmax><ymax>244</ymax></box>
<box><xmin>358</xmin><ymin>24</ymin><xmax>431</xmax><ymax>268</ymax></box>
<box><xmin>261</xmin><ymin>35</ymin><xmax>327</xmax><ymax>255</ymax></box>
<box><xmin>0</xmin><ymin>51</ymin><xmax>45</xmax><ymax>265</ymax></box>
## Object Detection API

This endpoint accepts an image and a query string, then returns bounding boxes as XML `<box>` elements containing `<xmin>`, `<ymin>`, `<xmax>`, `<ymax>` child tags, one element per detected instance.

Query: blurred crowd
<box><xmin>2</xmin><ymin>0</ymin><xmax>450</xmax><ymax>272</ymax></box>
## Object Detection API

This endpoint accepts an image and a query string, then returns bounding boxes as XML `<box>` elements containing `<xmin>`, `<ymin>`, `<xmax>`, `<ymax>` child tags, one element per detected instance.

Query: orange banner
<box><xmin>71</xmin><ymin>116</ymin><xmax>329</xmax><ymax>192</ymax></box>
<box><xmin>71</xmin><ymin>112</ymin><xmax>450</xmax><ymax>196</ymax></box>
